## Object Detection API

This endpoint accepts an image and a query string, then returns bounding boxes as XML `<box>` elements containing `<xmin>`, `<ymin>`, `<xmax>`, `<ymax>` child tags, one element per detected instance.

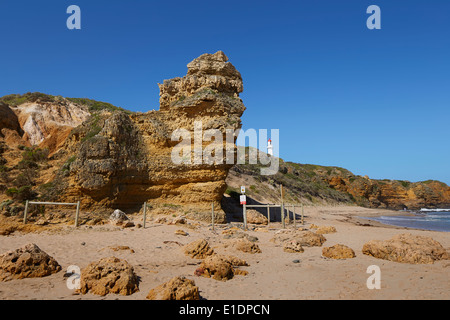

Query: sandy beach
<box><xmin>0</xmin><ymin>205</ymin><xmax>448</xmax><ymax>300</ymax></box>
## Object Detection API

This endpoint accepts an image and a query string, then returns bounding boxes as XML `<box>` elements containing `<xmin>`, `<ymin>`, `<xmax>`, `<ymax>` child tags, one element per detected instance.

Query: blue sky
<box><xmin>1</xmin><ymin>0</ymin><xmax>449</xmax><ymax>184</ymax></box>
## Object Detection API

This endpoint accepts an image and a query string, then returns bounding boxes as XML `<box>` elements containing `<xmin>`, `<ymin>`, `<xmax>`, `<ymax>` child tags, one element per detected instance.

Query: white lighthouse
<box><xmin>267</xmin><ymin>139</ymin><xmax>273</xmax><ymax>156</ymax></box>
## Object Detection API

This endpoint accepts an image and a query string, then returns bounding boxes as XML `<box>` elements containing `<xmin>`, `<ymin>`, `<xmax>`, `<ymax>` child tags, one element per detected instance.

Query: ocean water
<box><xmin>362</xmin><ymin>209</ymin><xmax>450</xmax><ymax>232</ymax></box>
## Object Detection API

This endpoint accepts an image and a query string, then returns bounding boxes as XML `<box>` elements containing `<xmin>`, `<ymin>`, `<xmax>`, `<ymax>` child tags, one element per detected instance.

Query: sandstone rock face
<box><xmin>78</xmin><ymin>257</ymin><xmax>139</xmax><ymax>295</ymax></box>
<box><xmin>146</xmin><ymin>276</ymin><xmax>200</xmax><ymax>300</ymax></box>
<box><xmin>0</xmin><ymin>243</ymin><xmax>61</xmax><ymax>281</ymax></box>
<box><xmin>10</xmin><ymin>98</ymin><xmax>89</xmax><ymax>153</ymax></box>
<box><xmin>61</xmin><ymin>51</ymin><xmax>246</xmax><ymax>218</ymax></box>
<box><xmin>322</xmin><ymin>244</ymin><xmax>356</xmax><ymax>259</ymax></box>
<box><xmin>184</xmin><ymin>239</ymin><xmax>215</xmax><ymax>259</ymax></box>
<box><xmin>362</xmin><ymin>233</ymin><xmax>449</xmax><ymax>264</ymax></box>
<box><xmin>328</xmin><ymin>175</ymin><xmax>450</xmax><ymax>210</ymax></box>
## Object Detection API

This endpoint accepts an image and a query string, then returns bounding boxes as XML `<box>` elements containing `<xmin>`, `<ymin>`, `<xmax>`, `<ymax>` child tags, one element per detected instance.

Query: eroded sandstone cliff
<box><xmin>61</xmin><ymin>51</ymin><xmax>246</xmax><ymax>221</ymax></box>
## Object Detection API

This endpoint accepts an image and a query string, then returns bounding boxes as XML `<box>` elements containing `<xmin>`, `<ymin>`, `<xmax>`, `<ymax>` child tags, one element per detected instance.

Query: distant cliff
<box><xmin>226</xmin><ymin>153</ymin><xmax>450</xmax><ymax>211</ymax></box>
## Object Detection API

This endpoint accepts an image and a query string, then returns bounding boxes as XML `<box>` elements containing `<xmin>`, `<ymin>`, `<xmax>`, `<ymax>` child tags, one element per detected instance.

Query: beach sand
<box><xmin>0</xmin><ymin>205</ymin><xmax>448</xmax><ymax>300</ymax></box>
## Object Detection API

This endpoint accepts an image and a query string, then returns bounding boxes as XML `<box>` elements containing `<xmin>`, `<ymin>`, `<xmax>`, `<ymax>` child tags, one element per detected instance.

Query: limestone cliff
<box><xmin>226</xmin><ymin>157</ymin><xmax>450</xmax><ymax>211</ymax></box>
<box><xmin>61</xmin><ymin>51</ymin><xmax>245</xmax><ymax>221</ymax></box>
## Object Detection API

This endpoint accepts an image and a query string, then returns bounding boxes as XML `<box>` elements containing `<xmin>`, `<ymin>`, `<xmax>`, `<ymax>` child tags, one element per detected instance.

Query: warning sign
<box><xmin>240</xmin><ymin>195</ymin><xmax>246</xmax><ymax>205</ymax></box>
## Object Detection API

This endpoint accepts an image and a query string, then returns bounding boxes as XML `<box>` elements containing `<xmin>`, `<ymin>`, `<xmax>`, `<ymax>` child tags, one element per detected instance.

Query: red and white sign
<box><xmin>240</xmin><ymin>195</ymin><xmax>246</xmax><ymax>205</ymax></box>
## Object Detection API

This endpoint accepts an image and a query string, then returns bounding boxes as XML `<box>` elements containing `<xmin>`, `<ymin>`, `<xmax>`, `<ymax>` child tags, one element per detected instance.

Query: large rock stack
<box><xmin>64</xmin><ymin>51</ymin><xmax>246</xmax><ymax>222</ymax></box>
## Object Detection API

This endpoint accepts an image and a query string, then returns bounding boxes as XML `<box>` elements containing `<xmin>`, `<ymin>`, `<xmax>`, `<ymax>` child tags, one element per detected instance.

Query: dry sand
<box><xmin>0</xmin><ymin>205</ymin><xmax>448</xmax><ymax>300</ymax></box>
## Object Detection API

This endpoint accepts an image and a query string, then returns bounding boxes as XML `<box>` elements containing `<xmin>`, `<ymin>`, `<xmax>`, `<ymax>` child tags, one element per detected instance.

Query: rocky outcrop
<box><xmin>78</xmin><ymin>256</ymin><xmax>139</xmax><ymax>295</ymax></box>
<box><xmin>322</xmin><ymin>244</ymin><xmax>356</xmax><ymax>259</ymax></box>
<box><xmin>194</xmin><ymin>254</ymin><xmax>249</xmax><ymax>281</ymax></box>
<box><xmin>146</xmin><ymin>276</ymin><xmax>200</xmax><ymax>300</ymax></box>
<box><xmin>0</xmin><ymin>243</ymin><xmax>61</xmax><ymax>281</ymax></box>
<box><xmin>362</xmin><ymin>233</ymin><xmax>449</xmax><ymax>264</ymax></box>
<box><xmin>59</xmin><ymin>51</ymin><xmax>245</xmax><ymax>217</ymax></box>
<box><xmin>228</xmin><ymin>159</ymin><xmax>450</xmax><ymax>211</ymax></box>
<box><xmin>184</xmin><ymin>239</ymin><xmax>215</xmax><ymax>259</ymax></box>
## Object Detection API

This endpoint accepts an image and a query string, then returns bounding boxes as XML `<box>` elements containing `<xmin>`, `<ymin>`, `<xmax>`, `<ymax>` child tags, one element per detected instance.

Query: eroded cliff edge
<box><xmin>60</xmin><ymin>51</ymin><xmax>245</xmax><ymax>221</ymax></box>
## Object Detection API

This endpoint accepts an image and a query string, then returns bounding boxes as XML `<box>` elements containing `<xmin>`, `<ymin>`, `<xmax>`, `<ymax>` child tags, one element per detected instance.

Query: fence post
<box><xmin>75</xmin><ymin>201</ymin><xmax>80</xmax><ymax>227</ymax></box>
<box><xmin>143</xmin><ymin>202</ymin><xmax>147</xmax><ymax>228</ymax></box>
<box><xmin>267</xmin><ymin>204</ymin><xmax>270</xmax><ymax>225</ymax></box>
<box><xmin>301</xmin><ymin>203</ymin><xmax>304</xmax><ymax>225</ymax></box>
<box><xmin>211</xmin><ymin>202</ymin><xmax>215</xmax><ymax>231</ymax></box>
<box><xmin>243</xmin><ymin>203</ymin><xmax>247</xmax><ymax>231</ymax></box>
<box><xmin>23</xmin><ymin>200</ymin><xmax>29</xmax><ymax>224</ymax></box>
<box><xmin>292</xmin><ymin>204</ymin><xmax>296</xmax><ymax>228</ymax></box>
<box><xmin>280</xmin><ymin>185</ymin><xmax>285</xmax><ymax>228</ymax></box>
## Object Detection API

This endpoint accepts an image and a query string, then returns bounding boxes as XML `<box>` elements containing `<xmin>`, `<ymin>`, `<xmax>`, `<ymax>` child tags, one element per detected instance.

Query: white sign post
<box><xmin>240</xmin><ymin>195</ymin><xmax>246</xmax><ymax>205</ymax></box>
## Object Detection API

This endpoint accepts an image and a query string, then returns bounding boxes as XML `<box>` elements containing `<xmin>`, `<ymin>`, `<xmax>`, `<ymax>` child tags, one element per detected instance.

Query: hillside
<box><xmin>225</xmin><ymin>147</ymin><xmax>450</xmax><ymax>212</ymax></box>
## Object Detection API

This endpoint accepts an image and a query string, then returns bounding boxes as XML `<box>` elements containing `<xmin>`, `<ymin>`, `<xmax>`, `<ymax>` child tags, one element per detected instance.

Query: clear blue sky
<box><xmin>1</xmin><ymin>0</ymin><xmax>449</xmax><ymax>184</ymax></box>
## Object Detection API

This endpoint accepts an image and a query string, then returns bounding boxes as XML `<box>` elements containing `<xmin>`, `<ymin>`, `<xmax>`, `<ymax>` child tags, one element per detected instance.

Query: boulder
<box><xmin>322</xmin><ymin>244</ymin><xmax>356</xmax><ymax>259</ymax></box>
<box><xmin>78</xmin><ymin>256</ymin><xmax>139</xmax><ymax>295</ymax></box>
<box><xmin>271</xmin><ymin>230</ymin><xmax>326</xmax><ymax>247</ymax></box>
<box><xmin>184</xmin><ymin>239</ymin><xmax>214</xmax><ymax>259</ymax></box>
<box><xmin>246</xmin><ymin>209</ymin><xmax>268</xmax><ymax>225</ymax></box>
<box><xmin>231</xmin><ymin>238</ymin><xmax>262</xmax><ymax>254</ymax></box>
<box><xmin>146</xmin><ymin>276</ymin><xmax>200</xmax><ymax>300</ymax></box>
<box><xmin>283</xmin><ymin>240</ymin><xmax>304</xmax><ymax>253</ymax></box>
<box><xmin>194</xmin><ymin>254</ymin><xmax>248</xmax><ymax>281</ymax></box>
<box><xmin>362</xmin><ymin>233</ymin><xmax>449</xmax><ymax>264</ymax></box>
<box><xmin>109</xmin><ymin>209</ymin><xmax>130</xmax><ymax>226</ymax></box>
<box><xmin>0</xmin><ymin>243</ymin><xmax>61</xmax><ymax>281</ymax></box>
<box><xmin>310</xmin><ymin>225</ymin><xmax>337</xmax><ymax>234</ymax></box>
<box><xmin>194</xmin><ymin>255</ymin><xmax>234</xmax><ymax>281</ymax></box>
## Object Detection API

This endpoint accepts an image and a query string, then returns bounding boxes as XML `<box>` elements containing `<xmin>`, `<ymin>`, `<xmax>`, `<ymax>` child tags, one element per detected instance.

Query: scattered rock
<box><xmin>175</xmin><ymin>229</ymin><xmax>189</xmax><ymax>236</ymax></box>
<box><xmin>122</xmin><ymin>221</ymin><xmax>135</xmax><ymax>228</ymax></box>
<box><xmin>78</xmin><ymin>256</ymin><xmax>139</xmax><ymax>296</ymax></box>
<box><xmin>0</xmin><ymin>243</ymin><xmax>61</xmax><ymax>281</ymax></box>
<box><xmin>155</xmin><ymin>217</ymin><xmax>168</xmax><ymax>224</ymax></box>
<box><xmin>222</xmin><ymin>230</ymin><xmax>258</xmax><ymax>242</ymax></box>
<box><xmin>322</xmin><ymin>244</ymin><xmax>355</xmax><ymax>259</ymax></box>
<box><xmin>194</xmin><ymin>255</ymin><xmax>234</xmax><ymax>281</ymax></box>
<box><xmin>170</xmin><ymin>216</ymin><xmax>187</xmax><ymax>225</ymax></box>
<box><xmin>109</xmin><ymin>209</ymin><xmax>130</xmax><ymax>226</ymax></box>
<box><xmin>194</xmin><ymin>254</ymin><xmax>249</xmax><ymax>281</ymax></box>
<box><xmin>107</xmin><ymin>246</ymin><xmax>135</xmax><ymax>253</ymax></box>
<box><xmin>271</xmin><ymin>230</ymin><xmax>326</xmax><ymax>247</ymax></box>
<box><xmin>184</xmin><ymin>239</ymin><xmax>214</xmax><ymax>259</ymax></box>
<box><xmin>231</xmin><ymin>238</ymin><xmax>262</xmax><ymax>254</ymax></box>
<box><xmin>34</xmin><ymin>219</ymin><xmax>49</xmax><ymax>226</ymax></box>
<box><xmin>362</xmin><ymin>233</ymin><xmax>449</xmax><ymax>264</ymax></box>
<box><xmin>246</xmin><ymin>210</ymin><xmax>268</xmax><ymax>225</ymax></box>
<box><xmin>283</xmin><ymin>240</ymin><xmax>304</xmax><ymax>253</ymax></box>
<box><xmin>146</xmin><ymin>276</ymin><xmax>200</xmax><ymax>300</ymax></box>
<box><xmin>310</xmin><ymin>225</ymin><xmax>337</xmax><ymax>234</ymax></box>
<box><xmin>292</xmin><ymin>259</ymin><xmax>301</xmax><ymax>264</ymax></box>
